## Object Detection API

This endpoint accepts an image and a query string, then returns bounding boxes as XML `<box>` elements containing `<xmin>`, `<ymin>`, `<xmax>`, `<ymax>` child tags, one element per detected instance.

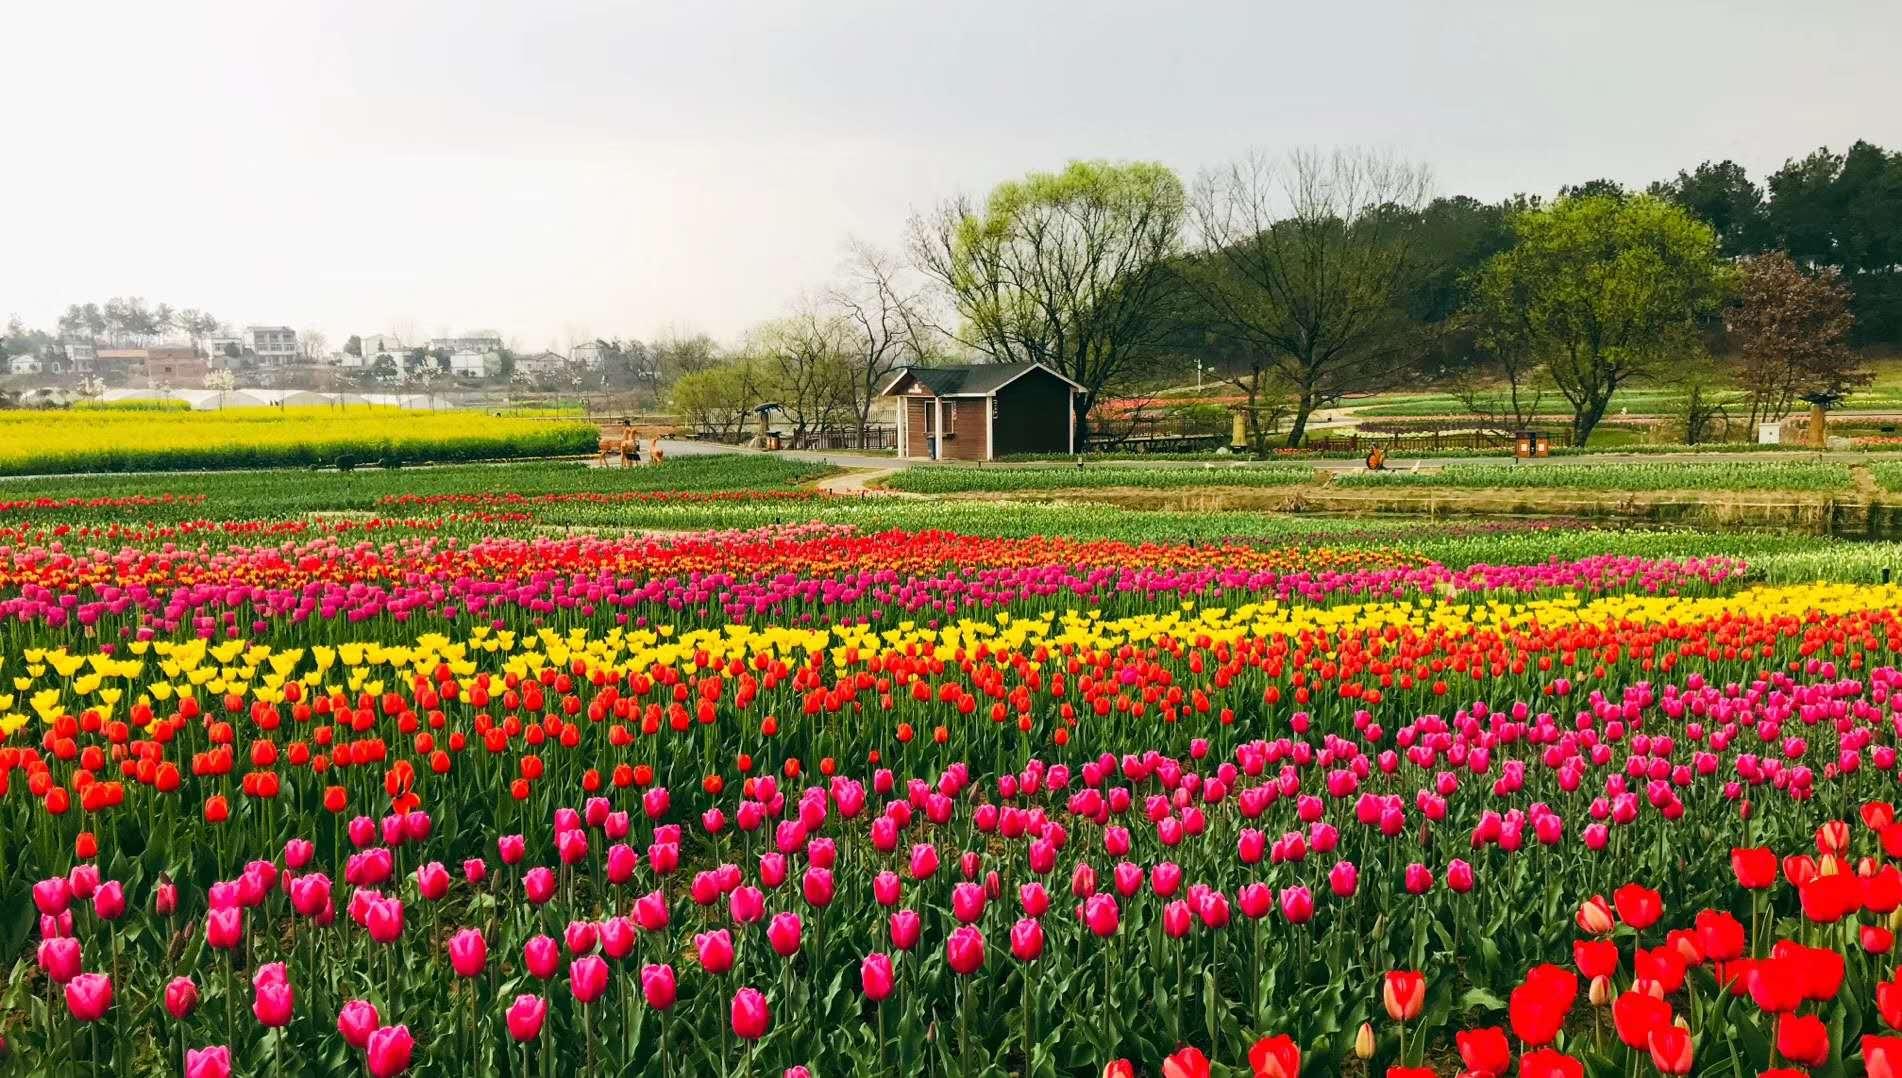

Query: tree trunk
<box><xmin>1284</xmin><ymin>395</ymin><xmax>1316</xmax><ymax>449</ymax></box>
<box><xmin>1571</xmin><ymin>397</ymin><xmax>1609</xmax><ymax>448</ymax></box>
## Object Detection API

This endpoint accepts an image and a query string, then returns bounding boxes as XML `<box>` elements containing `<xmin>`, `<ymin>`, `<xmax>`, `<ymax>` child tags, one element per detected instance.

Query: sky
<box><xmin>5</xmin><ymin>0</ymin><xmax>1899</xmax><ymax>353</ymax></box>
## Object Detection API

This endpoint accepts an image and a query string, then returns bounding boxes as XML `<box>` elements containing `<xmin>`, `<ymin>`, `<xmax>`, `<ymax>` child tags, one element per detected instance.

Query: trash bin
<box><xmin>1514</xmin><ymin>431</ymin><xmax>1534</xmax><ymax>458</ymax></box>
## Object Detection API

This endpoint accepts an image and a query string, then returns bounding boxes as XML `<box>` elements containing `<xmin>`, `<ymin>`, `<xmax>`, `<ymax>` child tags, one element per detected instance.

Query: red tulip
<box><xmin>1693</xmin><ymin>910</ymin><xmax>1745</xmax><ymax>961</ymax></box>
<box><xmin>1646</xmin><ymin>1024</ymin><xmax>1693</xmax><ymax>1075</ymax></box>
<box><xmin>1746</xmin><ymin>957</ymin><xmax>1805</xmax><ymax>1013</ymax></box>
<box><xmin>1102</xmin><ymin>1063</ymin><xmax>1134</xmax><ymax>1078</ymax></box>
<box><xmin>1879</xmin><ymin>978</ymin><xmax>1902</xmax><ymax>1030</ymax></box>
<box><xmin>1611</xmin><ymin>991</ymin><xmax>1670</xmax><ymax>1048</ymax></box>
<box><xmin>1457</xmin><ymin>1026</ymin><xmax>1511</xmax><ymax>1074</ymax></box>
<box><xmin>1866</xmin><ymin>1035</ymin><xmax>1902</xmax><ymax>1078</ymax></box>
<box><xmin>1509</xmin><ymin>979</ymin><xmax>1568</xmax><ymax>1047</ymax></box>
<box><xmin>1572</xmin><ymin>939</ymin><xmax>1618</xmax><ymax>980</ymax></box>
<box><xmin>1611</xmin><ymin>884</ymin><xmax>1662</xmax><ymax>930</ymax></box>
<box><xmin>1383</xmin><ymin>970</ymin><xmax>1425</xmax><ymax>1021</ymax></box>
<box><xmin>1777</xmin><ymin>1012</ymin><xmax>1830</xmax><ymax>1067</ymax></box>
<box><xmin>1161</xmin><ymin>1046</ymin><xmax>1211</xmax><ymax>1078</ymax></box>
<box><xmin>1249</xmin><ymin>1033</ymin><xmax>1300</xmax><ymax>1078</ymax></box>
<box><xmin>366</xmin><ymin>1024</ymin><xmax>414</xmax><ymax>1078</ymax></box>
<box><xmin>506</xmin><ymin>994</ymin><xmax>548</xmax><ymax>1041</ymax></box>
<box><xmin>731</xmin><ymin>987</ymin><xmax>770</xmax><ymax>1040</ymax></box>
<box><xmin>65</xmin><ymin>972</ymin><xmax>112</xmax><ymax>1022</ymax></box>
<box><xmin>338</xmin><ymin>999</ymin><xmax>380</xmax><ymax>1049</ymax></box>
<box><xmin>1867</xmin><ymin>926</ymin><xmax>1897</xmax><ymax>955</ymax></box>
<box><xmin>1518</xmin><ymin>1049</ymin><xmax>1584</xmax><ymax>1078</ymax></box>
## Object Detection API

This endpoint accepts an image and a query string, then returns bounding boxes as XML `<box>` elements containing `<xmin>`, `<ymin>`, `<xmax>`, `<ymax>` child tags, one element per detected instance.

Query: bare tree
<box><xmin>911</xmin><ymin>160</ymin><xmax>1186</xmax><ymax>447</ymax></box>
<box><xmin>1457</xmin><ymin>313</ymin><xmax>1548</xmax><ymax>436</ymax></box>
<box><xmin>1187</xmin><ymin>149</ymin><xmax>1434</xmax><ymax>446</ymax></box>
<box><xmin>300</xmin><ymin>329</ymin><xmax>330</xmax><ymax>361</ymax></box>
<box><xmin>829</xmin><ymin>239</ymin><xmax>929</xmax><ymax>448</ymax></box>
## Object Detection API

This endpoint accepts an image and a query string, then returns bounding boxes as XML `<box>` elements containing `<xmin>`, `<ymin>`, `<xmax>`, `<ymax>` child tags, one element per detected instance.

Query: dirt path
<box><xmin>813</xmin><ymin>466</ymin><xmax>915</xmax><ymax>497</ymax></box>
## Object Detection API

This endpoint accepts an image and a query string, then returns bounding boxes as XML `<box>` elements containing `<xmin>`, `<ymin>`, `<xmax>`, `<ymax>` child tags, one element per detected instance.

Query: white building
<box><xmin>8</xmin><ymin>354</ymin><xmax>43</xmax><ymax>376</ymax></box>
<box><xmin>449</xmin><ymin>350</ymin><xmax>502</xmax><ymax>378</ymax></box>
<box><xmin>515</xmin><ymin>350</ymin><xmax>569</xmax><ymax>377</ymax></box>
<box><xmin>62</xmin><ymin>337</ymin><xmax>97</xmax><ymax>372</ymax></box>
<box><xmin>570</xmin><ymin>340</ymin><xmax>608</xmax><ymax>368</ymax></box>
<box><xmin>430</xmin><ymin>334</ymin><xmax>502</xmax><ymax>355</ymax></box>
<box><xmin>246</xmin><ymin>326</ymin><xmax>299</xmax><ymax>366</ymax></box>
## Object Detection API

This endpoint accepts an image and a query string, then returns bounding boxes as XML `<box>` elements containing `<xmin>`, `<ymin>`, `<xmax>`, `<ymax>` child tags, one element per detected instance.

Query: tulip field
<box><xmin>8</xmin><ymin>458</ymin><xmax>1902</xmax><ymax>1076</ymax></box>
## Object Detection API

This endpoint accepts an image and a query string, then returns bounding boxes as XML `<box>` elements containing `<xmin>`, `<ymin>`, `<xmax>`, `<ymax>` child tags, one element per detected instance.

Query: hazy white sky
<box><xmin>5</xmin><ymin>0</ymin><xmax>1898</xmax><ymax>351</ymax></box>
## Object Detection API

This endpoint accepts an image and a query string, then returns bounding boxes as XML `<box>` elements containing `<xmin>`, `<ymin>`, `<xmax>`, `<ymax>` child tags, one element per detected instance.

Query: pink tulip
<box><xmin>252</xmin><ymin>980</ymin><xmax>293</xmax><ymax>1028</ymax></box>
<box><xmin>1082</xmin><ymin>894</ymin><xmax>1120</xmax><ymax>937</ymax></box>
<box><xmin>731</xmin><ymin>987</ymin><xmax>770</xmax><ymax>1040</ymax></box>
<box><xmin>523</xmin><ymin>867</ymin><xmax>556</xmax><ymax>905</ymax></box>
<box><xmin>601</xmin><ymin>916</ymin><xmax>637</xmax><ymax>960</ymax></box>
<box><xmin>1010</xmin><ymin>917</ymin><xmax>1045</xmax><ymax>962</ymax></box>
<box><xmin>1279</xmin><ymin>886</ymin><xmax>1315</xmax><ymax>924</ymax></box>
<box><xmin>154</xmin><ymin>877</ymin><xmax>178</xmax><ymax>917</ymax></box>
<box><xmin>633</xmin><ymin>890</ymin><xmax>670</xmax><ymax>932</ymax></box>
<box><xmin>564</xmin><ymin>920</ymin><xmax>599</xmax><ymax>956</ymax></box>
<box><xmin>92</xmin><ymin>881</ymin><xmax>126</xmax><ymax>921</ymax></box>
<box><xmin>68</xmin><ymin>864</ymin><xmax>99</xmax><ymax>901</ymax></box>
<box><xmin>284</xmin><ymin>838</ymin><xmax>315</xmax><ymax>869</ymax></box>
<box><xmin>206</xmin><ymin>907</ymin><xmax>244</xmax><ymax>950</ymax></box>
<box><xmin>505</xmin><ymin>994</ymin><xmax>547</xmax><ymax>1041</ymax></box>
<box><xmin>449</xmin><ymin>928</ymin><xmax>487</xmax><ymax>978</ymax></box>
<box><xmin>65</xmin><ymin>971</ymin><xmax>112</xmax><ymax>1022</ymax></box>
<box><xmin>862</xmin><ymin>952</ymin><xmax>895</xmax><ymax>1002</ymax></box>
<box><xmin>524</xmin><ymin>935</ymin><xmax>560</xmax><ymax>980</ymax></box>
<box><xmin>497</xmin><ymin>835</ymin><xmax>526</xmax><ymax>865</ymax></box>
<box><xmin>32</xmin><ymin>877</ymin><xmax>71</xmax><ymax>916</ymax></box>
<box><xmin>463</xmin><ymin>858</ymin><xmax>488</xmax><ymax>886</ymax></box>
<box><xmin>890</xmin><ymin>909</ymin><xmax>922</xmax><ymax>951</ymax></box>
<box><xmin>767</xmin><ymin>913</ymin><xmax>803</xmax><ymax>957</ymax></box>
<box><xmin>185</xmin><ymin>1046</ymin><xmax>232</xmax><ymax>1078</ymax></box>
<box><xmin>640</xmin><ymin>964</ymin><xmax>678</xmax><ymax>1010</ymax></box>
<box><xmin>695</xmin><ymin>929</ymin><xmax>735</xmax><ymax>974</ymax></box>
<box><xmin>37</xmin><ymin>937</ymin><xmax>81</xmax><ymax>984</ymax></box>
<box><xmin>165</xmin><ymin>976</ymin><xmax>199</xmax><ymax>1020</ymax></box>
<box><xmin>366</xmin><ymin>1024</ymin><xmax>414</xmax><ymax>1077</ymax></box>
<box><xmin>365</xmin><ymin>897</ymin><xmax>404</xmax><ymax>944</ymax></box>
<box><xmin>338</xmin><ymin>999</ymin><xmax>381</xmax><ymax>1049</ymax></box>
<box><xmin>569</xmin><ymin>954</ymin><xmax>609</xmax><ymax>1004</ymax></box>
<box><xmin>945</xmin><ymin>925</ymin><xmax>985</xmax><ymax>975</ymax></box>
<box><xmin>415</xmin><ymin>862</ymin><xmax>450</xmax><ymax>901</ymax></box>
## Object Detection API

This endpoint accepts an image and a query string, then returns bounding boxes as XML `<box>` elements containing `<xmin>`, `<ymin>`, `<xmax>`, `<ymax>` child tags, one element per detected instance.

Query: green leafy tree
<box><xmin>912</xmin><ymin>159</ymin><xmax>1186</xmax><ymax>446</ymax></box>
<box><xmin>343</xmin><ymin>335</ymin><xmax>363</xmax><ymax>358</ymax></box>
<box><xmin>1649</xmin><ymin>160</ymin><xmax>1767</xmax><ymax>256</ymax></box>
<box><xmin>672</xmin><ymin>362</ymin><xmax>760</xmax><ymax>441</ymax></box>
<box><xmin>1471</xmin><ymin>194</ymin><xmax>1730</xmax><ymax>446</ymax></box>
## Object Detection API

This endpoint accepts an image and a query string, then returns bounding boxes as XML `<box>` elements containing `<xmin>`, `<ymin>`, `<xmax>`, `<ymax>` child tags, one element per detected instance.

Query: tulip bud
<box><xmin>1354</xmin><ymin>1022</ymin><xmax>1375</xmax><ymax>1059</ymax></box>
<box><xmin>1589</xmin><ymin>975</ymin><xmax>1613</xmax><ymax>1007</ymax></box>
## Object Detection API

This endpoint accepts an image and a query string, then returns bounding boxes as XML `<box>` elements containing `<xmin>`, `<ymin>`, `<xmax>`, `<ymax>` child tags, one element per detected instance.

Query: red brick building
<box><xmin>882</xmin><ymin>362</ymin><xmax>1081</xmax><ymax>462</ymax></box>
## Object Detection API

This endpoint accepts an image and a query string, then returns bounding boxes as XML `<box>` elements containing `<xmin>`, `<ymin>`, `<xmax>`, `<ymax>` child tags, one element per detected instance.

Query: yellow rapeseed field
<box><xmin>0</xmin><ymin>406</ymin><xmax>596</xmax><ymax>475</ymax></box>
